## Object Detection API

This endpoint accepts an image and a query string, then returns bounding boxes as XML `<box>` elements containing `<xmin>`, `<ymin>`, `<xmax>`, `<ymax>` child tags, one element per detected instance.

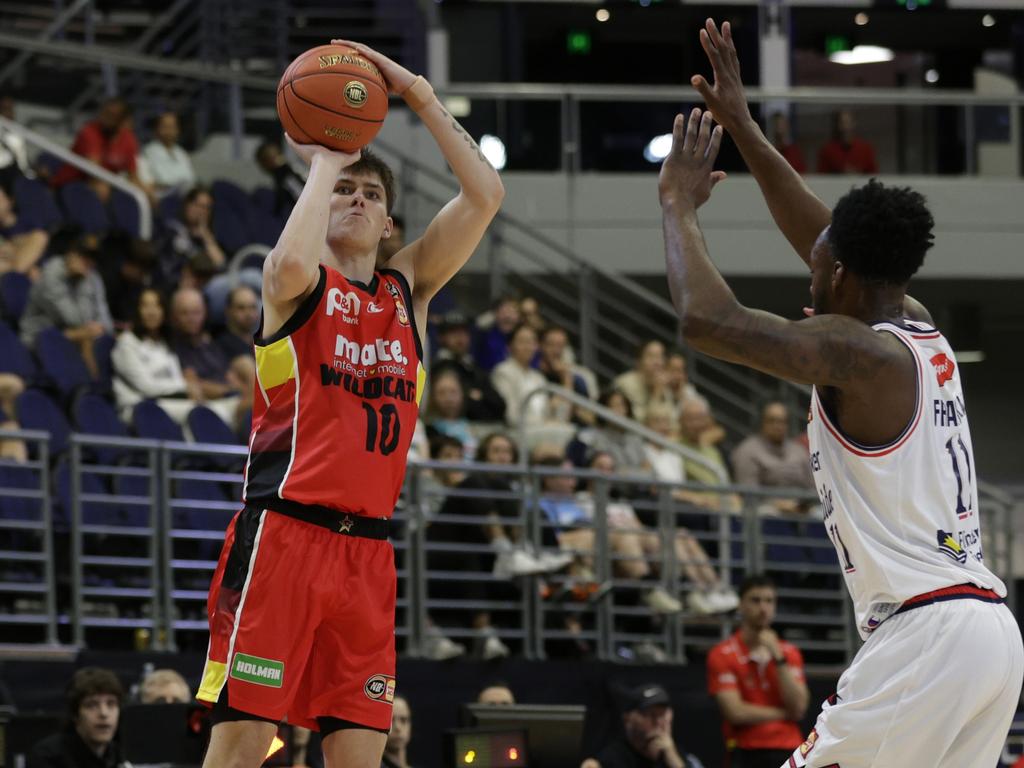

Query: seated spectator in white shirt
<box><xmin>20</xmin><ymin>227</ymin><xmax>112</xmax><ymax>377</ymax></box>
<box><xmin>613</xmin><ymin>340</ymin><xmax>676</xmax><ymax>424</ymax></box>
<box><xmin>140</xmin><ymin>112</ymin><xmax>196</xmax><ymax>197</ymax></box>
<box><xmin>491</xmin><ymin>323</ymin><xmax>549</xmax><ymax>426</ymax></box>
<box><xmin>111</xmin><ymin>288</ymin><xmax>192</xmax><ymax>422</ymax></box>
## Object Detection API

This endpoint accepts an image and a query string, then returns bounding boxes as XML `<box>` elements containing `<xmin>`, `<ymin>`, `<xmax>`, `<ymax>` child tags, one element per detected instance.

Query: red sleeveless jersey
<box><xmin>243</xmin><ymin>265</ymin><xmax>424</xmax><ymax>518</ymax></box>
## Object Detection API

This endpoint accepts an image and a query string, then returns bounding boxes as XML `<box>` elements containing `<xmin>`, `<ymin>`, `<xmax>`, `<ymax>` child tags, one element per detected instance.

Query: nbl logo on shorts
<box><xmin>364</xmin><ymin>674</ymin><xmax>396</xmax><ymax>704</ymax></box>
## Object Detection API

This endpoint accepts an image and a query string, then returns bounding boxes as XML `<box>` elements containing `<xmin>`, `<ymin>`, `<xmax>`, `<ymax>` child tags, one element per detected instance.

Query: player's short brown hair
<box><xmin>347</xmin><ymin>148</ymin><xmax>396</xmax><ymax>215</ymax></box>
<box><xmin>738</xmin><ymin>574</ymin><xmax>776</xmax><ymax>598</ymax></box>
<box><xmin>66</xmin><ymin>667</ymin><xmax>124</xmax><ymax>718</ymax></box>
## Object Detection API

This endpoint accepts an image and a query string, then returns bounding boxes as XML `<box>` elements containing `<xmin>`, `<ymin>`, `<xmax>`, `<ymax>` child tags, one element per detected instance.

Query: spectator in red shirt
<box><xmin>770</xmin><ymin>113</ymin><xmax>805</xmax><ymax>174</ymax></box>
<box><xmin>817</xmin><ymin>109</ymin><xmax>878</xmax><ymax>175</ymax></box>
<box><xmin>707</xmin><ymin>575</ymin><xmax>810</xmax><ymax>768</ymax></box>
<box><xmin>51</xmin><ymin>97</ymin><xmax>147</xmax><ymax>201</ymax></box>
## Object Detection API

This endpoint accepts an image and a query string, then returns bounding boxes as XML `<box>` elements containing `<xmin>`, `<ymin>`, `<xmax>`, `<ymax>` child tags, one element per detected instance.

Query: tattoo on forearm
<box><xmin>440</xmin><ymin>108</ymin><xmax>488</xmax><ymax>164</ymax></box>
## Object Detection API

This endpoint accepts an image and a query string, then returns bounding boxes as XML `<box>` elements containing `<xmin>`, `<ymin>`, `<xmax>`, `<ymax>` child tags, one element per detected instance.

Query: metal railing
<box><xmin>1</xmin><ymin>430</ymin><xmax>1016</xmax><ymax>667</ymax></box>
<box><xmin>0</xmin><ymin>115</ymin><xmax>152</xmax><ymax>239</ymax></box>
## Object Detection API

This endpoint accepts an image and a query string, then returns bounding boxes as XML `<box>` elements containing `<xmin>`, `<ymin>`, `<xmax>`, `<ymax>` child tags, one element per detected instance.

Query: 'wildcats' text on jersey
<box><xmin>243</xmin><ymin>265</ymin><xmax>425</xmax><ymax>518</ymax></box>
<box><xmin>807</xmin><ymin>319</ymin><xmax>1005</xmax><ymax>638</ymax></box>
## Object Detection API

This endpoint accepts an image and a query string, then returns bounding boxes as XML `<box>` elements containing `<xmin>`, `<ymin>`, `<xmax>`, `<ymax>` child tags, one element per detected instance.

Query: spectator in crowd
<box><xmin>157</xmin><ymin>186</ymin><xmax>226</xmax><ymax>287</ymax></box>
<box><xmin>377</xmin><ymin>213</ymin><xmax>404</xmax><ymax>267</ymax></box>
<box><xmin>382</xmin><ymin>695</ymin><xmax>413</xmax><ymax>768</ymax></box>
<box><xmin>432</xmin><ymin>312</ymin><xmax>506</xmax><ymax>422</ymax></box>
<box><xmin>707</xmin><ymin>575</ymin><xmax>809</xmax><ymax>768</ymax></box>
<box><xmin>567</xmin><ymin>388</ymin><xmax>650</xmax><ymax>475</ymax></box>
<box><xmin>492</xmin><ymin>323</ymin><xmax>550</xmax><ymax>426</ymax></box>
<box><xmin>817</xmin><ymin>109</ymin><xmax>878</xmax><ymax>175</ymax></box>
<box><xmin>51</xmin><ymin>98</ymin><xmax>147</xmax><ymax>200</ymax></box>
<box><xmin>424</xmin><ymin>366</ymin><xmax>477</xmax><ymax>458</ymax></box>
<box><xmin>430</xmin><ymin>432</ymin><xmax>570</xmax><ymax>659</ymax></box>
<box><xmin>537</xmin><ymin>325</ymin><xmax>591</xmax><ymax>423</ymax></box>
<box><xmin>665</xmin><ymin>354</ymin><xmax>699</xmax><ymax>410</ymax></box>
<box><xmin>731</xmin><ymin>402</ymin><xmax>814</xmax><ymax>515</ymax></box>
<box><xmin>28</xmin><ymin>667</ymin><xmax>129</xmax><ymax>768</ymax></box>
<box><xmin>474</xmin><ymin>294</ymin><xmax>520</xmax><ymax>371</ymax></box>
<box><xmin>675</xmin><ymin>397</ymin><xmax>740</xmax><ymax>514</ymax></box>
<box><xmin>20</xmin><ymin>227</ymin><xmax>112</xmax><ymax>375</ymax></box>
<box><xmin>139</xmin><ymin>111</ymin><xmax>196</xmax><ymax>197</ymax></box>
<box><xmin>169</xmin><ymin>286</ymin><xmax>252</xmax><ymax>429</ymax></box>
<box><xmin>255</xmin><ymin>139</ymin><xmax>305</xmax><ymax>217</ymax></box>
<box><xmin>477</xmin><ymin>683</ymin><xmax>516</xmax><ymax>705</ymax></box>
<box><xmin>0</xmin><ymin>181</ymin><xmax>48</xmax><ymax>274</ymax></box>
<box><xmin>139</xmin><ymin>668</ymin><xmax>191</xmax><ymax>704</ymax></box>
<box><xmin>111</xmin><ymin>288</ymin><xmax>192</xmax><ymax>422</ymax></box>
<box><xmin>0</xmin><ymin>93</ymin><xmax>30</xmax><ymax>188</ymax></box>
<box><xmin>215</xmin><ymin>285</ymin><xmax>259</xmax><ymax>363</ymax></box>
<box><xmin>519</xmin><ymin>295</ymin><xmax>545</xmax><ymax>334</ymax></box>
<box><xmin>770</xmin><ymin>112</ymin><xmax>806</xmax><ymax>174</ymax></box>
<box><xmin>584</xmin><ymin>684</ymin><xmax>704</xmax><ymax>768</ymax></box>
<box><xmin>97</xmin><ymin>233</ymin><xmax>157</xmax><ymax>326</ymax></box>
<box><xmin>614</xmin><ymin>340</ymin><xmax>675</xmax><ymax>424</ymax></box>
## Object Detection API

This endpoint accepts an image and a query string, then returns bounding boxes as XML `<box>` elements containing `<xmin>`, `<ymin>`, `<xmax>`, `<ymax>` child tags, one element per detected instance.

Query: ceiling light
<box><xmin>828</xmin><ymin>45</ymin><xmax>895</xmax><ymax>65</ymax></box>
<box><xmin>925</xmin><ymin>68</ymin><xmax>939</xmax><ymax>83</ymax></box>
<box><xmin>982</xmin><ymin>14</ymin><xmax>995</xmax><ymax>27</ymax></box>
<box><xmin>596</xmin><ymin>8</ymin><xmax>610</xmax><ymax>22</ymax></box>
<box><xmin>855</xmin><ymin>12</ymin><xmax>869</xmax><ymax>25</ymax></box>
<box><xmin>644</xmin><ymin>133</ymin><xmax>673</xmax><ymax>163</ymax></box>
<box><xmin>479</xmin><ymin>134</ymin><xmax>507</xmax><ymax>170</ymax></box>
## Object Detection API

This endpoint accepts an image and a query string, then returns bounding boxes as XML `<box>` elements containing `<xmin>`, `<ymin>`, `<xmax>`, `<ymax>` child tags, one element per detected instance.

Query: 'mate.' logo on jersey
<box><xmin>930</xmin><ymin>353</ymin><xmax>955</xmax><ymax>387</ymax></box>
<box><xmin>325</xmin><ymin>288</ymin><xmax>361</xmax><ymax>325</ymax></box>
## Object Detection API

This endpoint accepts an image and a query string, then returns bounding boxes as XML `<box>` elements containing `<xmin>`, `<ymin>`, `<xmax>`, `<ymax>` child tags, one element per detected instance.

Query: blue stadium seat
<box><xmin>54</xmin><ymin>457</ymin><xmax>113</xmax><ymax>527</ymax></box>
<box><xmin>35</xmin><ymin>326</ymin><xmax>92</xmax><ymax>400</ymax></box>
<box><xmin>0</xmin><ymin>321</ymin><xmax>36</xmax><ymax>379</ymax></box>
<box><xmin>58</xmin><ymin>182</ymin><xmax>109</xmax><ymax>234</ymax></box>
<box><xmin>0</xmin><ymin>461</ymin><xmax>42</xmax><ymax>521</ymax></box>
<box><xmin>16</xmin><ymin>388</ymin><xmax>70</xmax><ymax>456</ymax></box>
<box><xmin>12</xmin><ymin>176</ymin><xmax>61</xmax><ymax>232</ymax></box>
<box><xmin>211</xmin><ymin>179</ymin><xmax>250</xmax><ymax>214</ymax></box>
<box><xmin>187</xmin><ymin>405</ymin><xmax>238</xmax><ymax>445</ymax></box>
<box><xmin>156</xmin><ymin>191</ymin><xmax>182</xmax><ymax>231</ymax></box>
<box><xmin>111</xmin><ymin>472</ymin><xmax>153</xmax><ymax>528</ymax></box>
<box><xmin>35</xmin><ymin>153</ymin><xmax>65</xmax><ymax>179</ymax></box>
<box><xmin>72</xmin><ymin>393</ymin><xmax>129</xmax><ymax>465</ymax></box>
<box><xmin>131</xmin><ymin>400</ymin><xmax>184</xmax><ymax>442</ymax></box>
<box><xmin>92</xmin><ymin>333</ymin><xmax>115</xmax><ymax>395</ymax></box>
<box><xmin>109</xmin><ymin>189</ymin><xmax>141</xmax><ymax>238</ymax></box>
<box><xmin>251</xmin><ymin>187</ymin><xmax>276</xmax><ymax>214</ymax></box>
<box><xmin>250</xmin><ymin>214</ymin><xmax>284</xmax><ymax>247</ymax></box>
<box><xmin>0</xmin><ymin>273</ymin><xmax>31</xmax><ymax>326</ymax></box>
<box><xmin>212</xmin><ymin>206</ymin><xmax>250</xmax><ymax>253</ymax></box>
<box><xmin>174</xmin><ymin>478</ymin><xmax>231</xmax><ymax>530</ymax></box>
<box><xmin>763</xmin><ymin>519</ymin><xmax>809</xmax><ymax>565</ymax></box>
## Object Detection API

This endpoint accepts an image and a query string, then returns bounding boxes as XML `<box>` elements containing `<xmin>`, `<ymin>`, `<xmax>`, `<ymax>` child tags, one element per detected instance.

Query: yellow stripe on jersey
<box><xmin>415</xmin><ymin>362</ymin><xmax>426</xmax><ymax>407</ymax></box>
<box><xmin>196</xmin><ymin>659</ymin><xmax>226</xmax><ymax>704</ymax></box>
<box><xmin>255</xmin><ymin>337</ymin><xmax>296</xmax><ymax>391</ymax></box>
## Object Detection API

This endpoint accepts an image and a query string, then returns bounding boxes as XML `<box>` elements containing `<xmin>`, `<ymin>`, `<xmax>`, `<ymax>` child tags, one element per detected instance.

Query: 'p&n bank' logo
<box><xmin>326</xmin><ymin>288</ymin><xmax>360</xmax><ymax>325</ymax></box>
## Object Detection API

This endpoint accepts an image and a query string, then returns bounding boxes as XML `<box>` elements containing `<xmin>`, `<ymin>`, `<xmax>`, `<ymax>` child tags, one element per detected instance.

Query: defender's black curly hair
<box><xmin>828</xmin><ymin>179</ymin><xmax>935</xmax><ymax>285</ymax></box>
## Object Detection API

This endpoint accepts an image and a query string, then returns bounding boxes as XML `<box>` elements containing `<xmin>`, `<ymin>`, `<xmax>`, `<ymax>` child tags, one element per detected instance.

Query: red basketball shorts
<box><xmin>196</xmin><ymin>505</ymin><xmax>396</xmax><ymax>731</ymax></box>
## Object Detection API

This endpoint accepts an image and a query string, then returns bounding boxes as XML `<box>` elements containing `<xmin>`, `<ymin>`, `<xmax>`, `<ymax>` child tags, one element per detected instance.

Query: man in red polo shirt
<box><xmin>51</xmin><ymin>97</ymin><xmax>145</xmax><ymax>199</ymax></box>
<box><xmin>707</xmin><ymin>575</ymin><xmax>809</xmax><ymax>768</ymax></box>
<box><xmin>816</xmin><ymin>109</ymin><xmax>878</xmax><ymax>175</ymax></box>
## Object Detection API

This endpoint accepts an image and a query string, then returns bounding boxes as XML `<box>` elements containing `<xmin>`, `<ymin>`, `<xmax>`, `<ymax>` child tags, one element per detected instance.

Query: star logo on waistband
<box><xmin>339</xmin><ymin>515</ymin><xmax>354</xmax><ymax>534</ymax></box>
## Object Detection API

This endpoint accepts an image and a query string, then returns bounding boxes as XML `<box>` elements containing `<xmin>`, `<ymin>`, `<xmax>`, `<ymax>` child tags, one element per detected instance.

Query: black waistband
<box><xmin>248</xmin><ymin>497</ymin><xmax>390</xmax><ymax>540</ymax></box>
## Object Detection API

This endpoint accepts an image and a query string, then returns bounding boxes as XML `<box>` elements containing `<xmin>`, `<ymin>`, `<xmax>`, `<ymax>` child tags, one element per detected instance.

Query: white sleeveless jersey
<box><xmin>807</xmin><ymin>319</ymin><xmax>1005</xmax><ymax>639</ymax></box>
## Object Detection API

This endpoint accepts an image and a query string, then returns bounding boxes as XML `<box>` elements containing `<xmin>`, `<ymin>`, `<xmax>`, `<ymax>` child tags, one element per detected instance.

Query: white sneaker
<box><xmin>422</xmin><ymin>631</ymin><xmax>467</xmax><ymax>661</ymax></box>
<box><xmin>710</xmin><ymin>588</ymin><xmax>740</xmax><ymax>614</ymax></box>
<box><xmin>476</xmin><ymin>629</ymin><xmax>511</xmax><ymax>660</ymax></box>
<box><xmin>633</xmin><ymin>641</ymin><xmax>670</xmax><ymax>664</ymax></box>
<box><xmin>493</xmin><ymin>548</ymin><xmax>549</xmax><ymax>578</ymax></box>
<box><xmin>534</xmin><ymin>550</ymin><xmax>574</xmax><ymax>573</ymax></box>
<box><xmin>686</xmin><ymin>589</ymin><xmax>715</xmax><ymax>615</ymax></box>
<box><xmin>644</xmin><ymin>587</ymin><xmax>683</xmax><ymax>614</ymax></box>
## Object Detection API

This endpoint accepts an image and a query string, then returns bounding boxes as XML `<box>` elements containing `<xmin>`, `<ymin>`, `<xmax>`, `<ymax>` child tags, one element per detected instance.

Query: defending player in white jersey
<box><xmin>656</xmin><ymin>19</ymin><xmax>1023</xmax><ymax>768</ymax></box>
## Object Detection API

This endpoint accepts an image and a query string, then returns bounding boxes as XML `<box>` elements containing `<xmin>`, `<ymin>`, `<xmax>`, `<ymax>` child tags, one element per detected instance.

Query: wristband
<box><xmin>401</xmin><ymin>75</ymin><xmax>435</xmax><ymax>111</ymax></box>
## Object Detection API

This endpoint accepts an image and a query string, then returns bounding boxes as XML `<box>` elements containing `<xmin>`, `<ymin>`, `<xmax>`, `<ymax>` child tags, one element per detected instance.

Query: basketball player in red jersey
<box><xmin>196</xmin><ymin>42</ymin><xmax>504</xmax><ymax>768</ymax></box>
<box><xmin>657</xmin><ymin>20</ymin><xmax>1022</xmax><ymax>768</ymax></box>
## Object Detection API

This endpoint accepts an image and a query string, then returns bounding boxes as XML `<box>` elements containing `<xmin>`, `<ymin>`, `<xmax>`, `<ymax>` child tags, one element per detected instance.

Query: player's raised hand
<box><xmin>658</xmin><ymin>108</ymin><xmax>727</xmax><ymax>210</ymax></box>
<box><xmin>691</xmin><ymin>19</ymin><xmax>753</xmax><ymax>133</ymax></box>
<box><xmin>331</xmin><ymin>39</ymin><xmax>417</xmax><ymax>95</ymax></box>
<box><xmin>284</xmin><ymin>132</ymin><xmax>360</xmax><ymax>169</ymax></box>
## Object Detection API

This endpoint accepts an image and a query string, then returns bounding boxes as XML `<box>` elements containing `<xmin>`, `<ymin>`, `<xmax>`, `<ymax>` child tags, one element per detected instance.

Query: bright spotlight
<box><xmin>982</xmin><ymin>13</ymin><xmax>995</xmax><ymax>27</ymax></box>
<box><xmin>596</xmin><ymin>8</ymin><xmax>610</xmax><ymax>22</ymax></box>
<box><xmin>479</xmin><ymin>134</ymin><xmax>507</xmax><ymax>170</ymax></box>
<box><xmin>828</xmin><ymin>45</ymin><xmax>895</xmax><ymax>65</ymax></box>
<box><xmin>855</xmin><ymin>12</ymin><xmax>869</xmax><ymax>25</ymax></box>
<box><xmin>925</xmin><ymin>68</ymin><xmax>939</xmax><ymax>83</ymax></box>
<box><xmin>644</xmin><ymin>133</ymin><xmax>673</xmax><ymax>163</ymax></box>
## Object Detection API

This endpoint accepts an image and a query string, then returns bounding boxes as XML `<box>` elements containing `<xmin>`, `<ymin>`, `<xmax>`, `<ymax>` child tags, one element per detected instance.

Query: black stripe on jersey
<box><xmin>221</xmin><ymin>506</ymin><xmax>265</xmax><ymax>592</ymax></box>
<box><xmin>244</xmin><ymin>451</ymin><xmax>293</xmax><ymax>500</ymax></box>
<box><xmin>254</xmin><ymin>265</ymin><xmax>328</xmax><ymax>348</ymax></box>
<box><xmin>380</xmin><ymin>267</ymin><xmax>424</xmax><ymax>364</ymax></box>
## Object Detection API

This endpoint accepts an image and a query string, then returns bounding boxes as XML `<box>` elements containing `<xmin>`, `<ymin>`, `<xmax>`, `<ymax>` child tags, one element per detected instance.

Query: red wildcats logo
<box><xmin>930</xmin><ymin>353</ymin><xmax>955</xmax><ymax>387</ymax></box>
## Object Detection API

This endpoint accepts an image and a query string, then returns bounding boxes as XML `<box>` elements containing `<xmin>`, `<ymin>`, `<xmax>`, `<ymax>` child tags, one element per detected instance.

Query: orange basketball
<box><xmin>276</xmin><ymin>44</ymin><xmax>389</xmax><ymax>152</ymax></box>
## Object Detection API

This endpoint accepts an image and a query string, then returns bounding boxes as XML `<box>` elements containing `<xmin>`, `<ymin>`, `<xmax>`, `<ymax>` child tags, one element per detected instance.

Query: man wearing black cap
<box><xmin>589</xmin><ymin>684</ymin><xmax>705</xmax><ymax>768</ymax></box>
<box><xmin>433</xmin><ymin>311</ymin><xmax>506</xmax><ymax>422</ymax></box>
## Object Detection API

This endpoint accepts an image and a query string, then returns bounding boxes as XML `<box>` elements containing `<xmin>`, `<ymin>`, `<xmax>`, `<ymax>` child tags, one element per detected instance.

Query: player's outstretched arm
<box><xmin>659</xmin><ymin>109</ymin><xmax>910</xmax><ymax>393</ymax></box>
<box><xmin>691</xmin><ymin>19</ymin><xmax>830</xmax><ymax>266</ymax></box>
<box><xmin>335</xmin><ymin>41</ymin><xmax>505</xmax><ymax>310</ymax></box>
<box><xmin>264</xmin><ymin>137</ymin><xmax>361</xmax><ymax>306</ymax></box>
